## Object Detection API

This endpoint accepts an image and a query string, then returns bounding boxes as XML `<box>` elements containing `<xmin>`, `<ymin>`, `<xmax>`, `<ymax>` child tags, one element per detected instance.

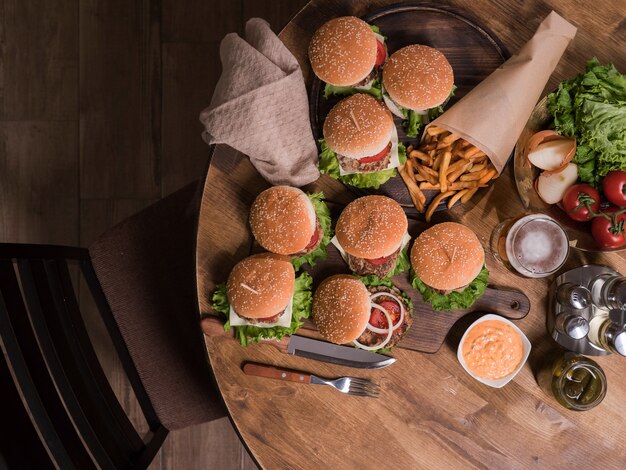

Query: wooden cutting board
<box><xmin>297</xmin><ymin>214</ymin><xmax>530</xmax><ymax>354</ymax></box>
<box><xmin>199</xmin><ymin>146</ymin><xmax>530</xmax><ymax>354</ymax></box>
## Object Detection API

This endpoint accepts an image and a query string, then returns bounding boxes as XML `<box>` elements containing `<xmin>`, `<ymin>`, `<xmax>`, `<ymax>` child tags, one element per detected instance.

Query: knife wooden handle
<box><xmin>200</xmin><ymin>315</ymin><xmax>290</xmax><ymax>354</ymax></box>
<box><xmin>243</xmin><ymin>363</ymin><xmax>312</xmax><ymax>384</ymax></box>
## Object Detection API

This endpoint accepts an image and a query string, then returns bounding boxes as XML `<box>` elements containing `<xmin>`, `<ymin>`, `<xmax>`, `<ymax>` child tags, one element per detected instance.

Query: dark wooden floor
<box><xmin>0</xmin><ymin>0</ymin><xmax>308</xmax><ymax>467</ymax></box>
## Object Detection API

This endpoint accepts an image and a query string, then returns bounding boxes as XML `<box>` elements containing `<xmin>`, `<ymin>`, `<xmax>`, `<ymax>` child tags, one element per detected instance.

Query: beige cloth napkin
<box><xmin>429</xmin><ymin>11</ymin><xmax>577</xmax><ymax>173</ymax></box>
<box><xmin>199</xmin><ymin>18</ymin><xmax>320</xmax><ymax>186</ymax></box>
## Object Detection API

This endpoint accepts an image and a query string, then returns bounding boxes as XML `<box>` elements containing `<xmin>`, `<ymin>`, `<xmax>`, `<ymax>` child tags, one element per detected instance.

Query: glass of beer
<box><xmin>490</xmin><ymin>214</ymin><xmax>569</xmax><ymax>278</ymax></box>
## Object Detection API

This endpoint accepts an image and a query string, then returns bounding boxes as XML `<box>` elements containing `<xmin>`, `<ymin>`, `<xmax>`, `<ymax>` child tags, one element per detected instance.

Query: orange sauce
<box><xmin>462</xmin><ymin>320</ymin><xmax>523</xmax><ymax>380</ymax></box>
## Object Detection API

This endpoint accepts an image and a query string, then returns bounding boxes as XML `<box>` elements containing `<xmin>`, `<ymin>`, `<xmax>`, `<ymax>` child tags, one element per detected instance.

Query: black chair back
<box><xmin>0</xmin><ymin>244</ymin><xmax>167</xmax><ymax>469</ymax></box>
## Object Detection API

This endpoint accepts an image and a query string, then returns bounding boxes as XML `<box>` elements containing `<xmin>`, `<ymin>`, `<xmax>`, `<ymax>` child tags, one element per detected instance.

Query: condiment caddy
<box><xmin>548</xmin><ymin>264</ymin><xmax>626</xmax><ymax>356</ymax></box>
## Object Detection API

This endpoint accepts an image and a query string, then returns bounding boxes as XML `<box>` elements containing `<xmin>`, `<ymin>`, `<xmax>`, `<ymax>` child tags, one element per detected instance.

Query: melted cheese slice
<box><xmin>339</xmin><ymin>125</ymin><xmax>400</xmax><ymax>176</ymax></box>
<box><xmin>229</xmin><ymin>297</ymin><xmax>293</xmax><ymax>328</ymax></box>
<box><xmin>331</xmin><ymin>232</ymin><xmax>411</xmax><ymax>263</ymax></box>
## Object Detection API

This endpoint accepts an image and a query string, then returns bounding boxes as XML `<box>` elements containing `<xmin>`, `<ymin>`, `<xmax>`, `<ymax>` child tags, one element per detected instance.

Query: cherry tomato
<box><xmin>602</xmin><ymin>171</ymin><xmax>626</xmax><ymax>207</ymax></box>
<box><xmin>304</xmin><ymin>226</ymin><xmax>320</xmax><ymax>250</ymax></box>
<box><xmin>374</xmin><ymin>40</ymin><xmax>386</xmax><ymax>66</ymax></box>
<box><xmin>591</xmin><ymin>206</ymin><xmax>626</xmax><ymax>249</ymax></box>
<box><xmin>358</xmin><ymin>143</ymin><xmax>391</xmax><ymax>164</ymax></box>
<box><xmin>365</xmin><ymin>253</ymin><xmax>393</xmax><ymax>265</ymax></box>
<box><xmin>562</xmin><ymin>184</ymin><xmax>601</xmax><ymax>221</ymax></box>
<box><xmin>369</xmin><ymin>299</ymin><xmax>402</xmax><ymax>331</ymax></box>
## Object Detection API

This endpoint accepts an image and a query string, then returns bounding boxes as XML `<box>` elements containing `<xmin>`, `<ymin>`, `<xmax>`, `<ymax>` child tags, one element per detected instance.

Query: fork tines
<box><xmin>348</xmin><ymin>378</ymin><xmax>381</xmax><ymax>398</ymax></box>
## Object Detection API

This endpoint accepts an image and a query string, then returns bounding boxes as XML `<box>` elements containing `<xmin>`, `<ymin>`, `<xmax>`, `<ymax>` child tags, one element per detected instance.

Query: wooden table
<box><xmin>196</xmin><ymin>1</ymin><xmax>626</xmax><ymax>468</ymax></box>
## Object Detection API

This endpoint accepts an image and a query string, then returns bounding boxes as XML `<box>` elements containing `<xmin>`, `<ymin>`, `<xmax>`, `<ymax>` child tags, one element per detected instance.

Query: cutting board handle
<box><xmin>471</xmin><ymin>285</ymin><xmax>530</xmax><ymax>319</ymax></box>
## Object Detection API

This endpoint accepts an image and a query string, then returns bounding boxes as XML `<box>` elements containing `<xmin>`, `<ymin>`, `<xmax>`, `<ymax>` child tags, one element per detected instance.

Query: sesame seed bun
<box><xmin>323</xmin><ymin>94</ymin><xmax>394</xmax><ymax>159</ymax></box>
<box><xmin>226</xmin><ymin>253</ymin><xmax>295</xmax><ymax>319</ymax></box>
<box><xmin>336</xmin><ymin>196</ymin><xmax>408</xmax><ymax>258</ymax></box>
<box><xmin>410</xmin><ymin>222</ymin><xmax>485</xmax><ymax>291</ymax></box>
<box><xmin>382</xmin><ymin>45</ymin><xmax>454</xmax><ymax>111</ymax></box>
<box><xmin>309</xmin><ymin>16</ymin><xmax>378</xmax><ymax>86</ymax></box>
<box><xmin>249</xmin><ymin>186</ymin><xmax>316</xmax><ymax>256</ymax></box>
<box><xmin>312</xmin><ymin>274</ymin><xmax>371</xmax><ymax>344</ymax></box>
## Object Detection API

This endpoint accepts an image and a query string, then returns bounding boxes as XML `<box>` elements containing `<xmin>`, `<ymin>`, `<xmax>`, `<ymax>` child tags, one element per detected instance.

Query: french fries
<box><xmin>399</xmin><ymin>126</ymin><xmax>499</xmax><ymax>222</ymax></box>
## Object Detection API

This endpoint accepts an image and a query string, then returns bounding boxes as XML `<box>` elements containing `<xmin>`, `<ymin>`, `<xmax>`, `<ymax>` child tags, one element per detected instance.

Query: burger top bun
<box><xmin>227</xmin><ymin>253</ymin><xmax>295</xmax><ymax>318</ymax></box>
<box><xmin>312</xmin><ymin>274</ymin><xmax>371</xmax><ymax>344</ymax></box>
<box><xmin>309</xmin><ymin>16</ymin><xmax>378</xmax><ymax>86</ymax></box>
<box><xmin>410</xmin><ymin>222</ymin><xmax>484</xmax><ymax>291</ymax></box>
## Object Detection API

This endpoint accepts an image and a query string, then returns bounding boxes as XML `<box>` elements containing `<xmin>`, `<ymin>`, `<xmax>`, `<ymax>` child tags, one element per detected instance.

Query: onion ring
<box><xmin>524</xmin><ymin>130</ymin><xmax>576</xmax><ymax>174</ymax></box>
<box><xmin>354</xmin><ymin>304</ymin><xmax>393</xmax><ymax>351</ymax></box>
<box><xmin>368</xmin><ymin>292</ymin><xmax>405</xmax><ymax>333</ymax></box>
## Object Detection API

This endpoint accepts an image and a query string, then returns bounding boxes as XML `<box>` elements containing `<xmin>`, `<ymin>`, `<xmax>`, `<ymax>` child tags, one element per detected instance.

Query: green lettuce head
<box><xmin>547</xmin><ymin>58</ymin><xmax>626</xmax><ymax>186</ymax></box>
<box><xmin>211</xmin><ymin>272</ymin><xmax>313</xmax><ymax>346</ymax></box>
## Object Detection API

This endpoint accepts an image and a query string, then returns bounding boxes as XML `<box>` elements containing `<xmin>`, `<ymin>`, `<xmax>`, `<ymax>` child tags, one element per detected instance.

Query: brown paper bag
<box><xmin>429</xmin><ymin>11</ymin><xmax>577</xmax><ymax>173</ymax></box>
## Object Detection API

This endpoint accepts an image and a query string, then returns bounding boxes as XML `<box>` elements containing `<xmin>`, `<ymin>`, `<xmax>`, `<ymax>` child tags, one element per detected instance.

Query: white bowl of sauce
<box><xmin>457</xmin><ymin>314</ymin><xmax>531</xmax><ymax>388</ymax></box>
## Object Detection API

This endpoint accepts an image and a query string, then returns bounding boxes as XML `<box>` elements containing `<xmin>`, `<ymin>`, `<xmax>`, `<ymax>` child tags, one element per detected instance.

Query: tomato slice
<box><xmin>374</xmin><ymin>40</ymin><xmax>386</xmax><ymax>66</ymax></box>
<box><xmin>304</xmin><ymin>225</ymin><xmax>320</xmax><ymax>250</ymax></box>
<box><xmin>369</xmin><ymin>299</ymin><xmax>402</xmax><ymax>331</ymax></box>
<box><xmin>358</xmin><ymin>143</ymin><xmax>391</xmax><ymax>164</ymax></box>
<box><xmin>365</xmin><ymin>253</ymin><xmax>393</xmax><ymax>266</ymax></box>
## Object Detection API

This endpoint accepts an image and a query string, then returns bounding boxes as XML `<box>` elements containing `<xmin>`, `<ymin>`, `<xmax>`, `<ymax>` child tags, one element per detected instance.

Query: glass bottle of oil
<box><xmin>537</xmin><ymin>350</ymin><xmax>607</xmax><ymax>411</ymax></box>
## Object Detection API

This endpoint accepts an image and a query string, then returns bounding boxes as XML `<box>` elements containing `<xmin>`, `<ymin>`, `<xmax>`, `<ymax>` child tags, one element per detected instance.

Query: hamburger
<box><xmin>210</xmin><ymin>253</ymin><xmax>313</xmax><ymax>346</ymax></box>
<box><xmin>313</xmin><ymin>274</ymin><xmax>413</xmax><ymax>350</ymax></box>
<box><xmin>331</xmin><ymin>195</ymin><xmax>410</xmax><ymax>277</ymax></box>
<box><xmin>309</xmin><ymin>16</ymin><xmax>388</xmax><ymax>99</ymax></box>
<box><xmin>249</xmin><ymin>186</ymin><xmax>332</xmax><ymax>269</ymax></box>
<box><xmin>318</xmin><ymin>94</ymin><xmax>407</xmax><ymax>189</ymax></box>
<box><xmin>382</xmin><ymin>45</ymin><xmax>455</xmax><ymax>137</ymax></box>
<box><xmin>410</xmin><ymin>222</ymin><xmax>489</xmax><ymax>311</ymax></box>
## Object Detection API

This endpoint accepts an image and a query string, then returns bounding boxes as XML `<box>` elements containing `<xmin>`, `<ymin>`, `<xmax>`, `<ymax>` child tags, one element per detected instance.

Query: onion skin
<box><xmin>524</xmin><ymin>130</ymin><xmax>576</xmax><ymax>174</ymax></box>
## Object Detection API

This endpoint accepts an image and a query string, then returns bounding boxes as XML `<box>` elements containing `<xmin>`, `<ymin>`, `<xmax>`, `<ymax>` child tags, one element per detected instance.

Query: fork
<box><xmin>243</xmin><ymin>363</ymin><xmax>380</xmax><ymax>398</ymax></box>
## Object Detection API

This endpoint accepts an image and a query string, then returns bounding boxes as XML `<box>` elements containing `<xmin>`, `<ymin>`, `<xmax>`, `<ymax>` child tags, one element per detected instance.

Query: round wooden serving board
<box><xmin>309</xmin><ymin>3</ymin><xmax>510</xmax><ymax>213</ymax></box>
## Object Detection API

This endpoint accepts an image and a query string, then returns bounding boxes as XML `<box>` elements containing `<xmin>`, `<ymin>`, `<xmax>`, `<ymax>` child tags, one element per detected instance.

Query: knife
<box><xmin>201</xmin><ymin>316</ymin><xmax>395</xmax><ymax>369</ymax></box>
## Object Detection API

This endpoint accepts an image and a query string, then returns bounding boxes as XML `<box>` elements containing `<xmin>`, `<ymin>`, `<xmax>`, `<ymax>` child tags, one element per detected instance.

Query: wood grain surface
<box><xmin>196</xmin><ymin>1</ymin><xmax>626</xmax><ymax>468</ymax></box>
<box><xmin>2</xmin><ymin>0</ymin><xmax>317</xmax><ymax>468</ymax></box>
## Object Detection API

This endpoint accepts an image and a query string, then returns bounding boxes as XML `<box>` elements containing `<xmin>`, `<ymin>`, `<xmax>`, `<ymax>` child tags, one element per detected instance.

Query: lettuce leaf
<box><xmin>291</xmin><ymin>192</ymin><xmax>333</xmax><ymax>270</ymax></box>
<box><xmin>404</xmin><ymin>110</ymin><xmax>422</xmax><ymax>138</ymax></box>
<box><xmin>318</xmin><ymin>138</ymin><xmax>406</xmax><ymax>189</ymax></box>
<box><xmin>389</xmin><ymin>244</ymin><xmax>410</xmax><ymax>277</ymax></box>
<box><xmin>323</xmin><ymin>78</ymin><xmax>383</xmax><ymax>100</ymax></box>
<box><xmin>410</xmin><ymin>265</ymin><xmax>489</xmax><ymax>311</ymax></box>
<box><xmin>547</xmin><ymin>58</ymin><xmax>626</xmax><ymax>186</ymax></box>
<box><xmin>210</xmin><ymin>272</ymin><xmax>313</xmax><ymax>346</ymax></box>
<box><xmin>402</xmin><ymin>85</ymin><xmax>456</xmax><ymax>137</ymax></box>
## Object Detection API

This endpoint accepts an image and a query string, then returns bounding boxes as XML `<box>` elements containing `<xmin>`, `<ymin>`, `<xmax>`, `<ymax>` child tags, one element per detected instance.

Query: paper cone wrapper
<box><xmin>429</xmin><ymin>11</ymin><xmax>577</xmax><ymax>173</ymax></box>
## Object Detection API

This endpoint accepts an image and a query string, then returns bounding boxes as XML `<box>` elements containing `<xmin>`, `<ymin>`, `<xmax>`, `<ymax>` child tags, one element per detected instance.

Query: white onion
<box><xmin>354</xmin><ymin>304</ymin><xmax>393</xmax><ymax>351</ymax></box>
<box><xmin>365</xmin><ymin>302</ymin><xmax>391</xmax><ymax>334</ymax></box>
<box><xmin>368</xmin><ymin>292</ymin><xmax>405</xmax><ymax>333</ymax></box>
